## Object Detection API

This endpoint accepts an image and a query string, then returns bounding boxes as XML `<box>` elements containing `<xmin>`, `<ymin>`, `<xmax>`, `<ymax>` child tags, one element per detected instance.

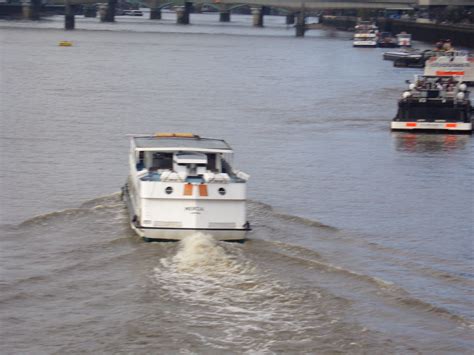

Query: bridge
<box><xmin>8</xmin><ymin>0</ymin><xmax>449</xmax><ymax>35</ymax></box>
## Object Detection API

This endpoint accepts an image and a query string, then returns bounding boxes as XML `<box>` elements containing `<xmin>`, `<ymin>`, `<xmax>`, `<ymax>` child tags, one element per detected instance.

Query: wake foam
<box><xmin>17</xmin><ymin>192</ymin><xmax>124</xmax><ymax>227</ymax></box>
<box><xmin>152</xmin><ymin>233</ymin><xmax>340</xmax><ymax>352</ymax></box>
<box><xmin>162</xmin><ymin>233</ymin><xmax>252</xmax><ymax>275</ymax></box>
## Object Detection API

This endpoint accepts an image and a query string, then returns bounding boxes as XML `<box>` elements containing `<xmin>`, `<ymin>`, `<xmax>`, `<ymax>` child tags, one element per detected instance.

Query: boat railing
<box><xmin>139</xmin><ymin>170</ymin><xmax>246</xmax><ymax>183</ymax></box>
<box><xmin>430</xmin><ymin>50</ymin><xmax>472</xmax><ymax>58</ymax></box>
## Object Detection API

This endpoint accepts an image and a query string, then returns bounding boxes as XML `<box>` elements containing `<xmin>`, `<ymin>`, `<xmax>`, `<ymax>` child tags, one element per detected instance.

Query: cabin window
<box><xmin>218</xmin><ymin>188</ymin><xmax>226</xmax><ymax>196</ymax></box>
<box><xmin>152</xmin><ymin>153</ymin><xmax>173</xmax><ymax>170</ymax></box>
<box><xmin>206</xmin><ymin>154</ymin><xmax>216</xmax><ymax>171</ymax></box>
<box><xmin>165</xmin><ymin>186</ymin><xmax>173</xmax><ymax>194</ymax></box>
<box><xmin>406</xmin><ymin>106</ymin><xmax>460</xmax><ymax>121</ymax></box>
<box><xmin>136</xmin><ymin>151</ymin><xmax>145</xmax><ymax>171</ymax></box>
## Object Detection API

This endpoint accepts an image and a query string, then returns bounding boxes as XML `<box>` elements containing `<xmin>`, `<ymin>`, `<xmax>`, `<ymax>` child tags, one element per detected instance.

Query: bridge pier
<box><xmin>64</xmin><ymin>4</ymin><xmax>75</xmax><ymax>30</ymax></box>
<box><xmin>177</xmin><ymin>2</ymin><xmax>192</xmax><ymax>25</ymax></box>
<box><xmin>22</xmin><ymin>0</ymin><xmax>41</xmax><ymax>20</ymax></box>
<box><xmin>251</xmin><ymin>7</ymin><xmax>263</xmax><ymax>27</ymax></box>
<box><xmin>219</xmin><ymin>10</ymin><xmax>230</xmax><ymax>22</ymax></box>
<box><xmin>150</xmin><ymin>8</ymin><xmax>162</xmax><ymax>20</ymax></box>
<box><xmin>100</xmin><ymin>0</ymin><xmax>117</xmax><ymax>23</ymax></box>
<box><xmin>286</xmin><ymin>14</ymin><xmax>295</xmax><ymax>25</ymax></box>
<box><xmin>295</xmin><ymin>12</ymin><xmax>306</xmax><ymax>37</ymax></box>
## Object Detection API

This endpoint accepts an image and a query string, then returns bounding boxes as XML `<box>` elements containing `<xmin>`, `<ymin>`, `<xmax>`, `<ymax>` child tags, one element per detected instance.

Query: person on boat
<box><xmin>442</xmin><ymin>40</ymin><xmax>454</xmax><ymax>52</ymax></box>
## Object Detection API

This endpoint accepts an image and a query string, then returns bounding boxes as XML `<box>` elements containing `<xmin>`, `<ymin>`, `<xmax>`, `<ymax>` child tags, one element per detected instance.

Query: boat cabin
<box><xmin>129</xmin><ymin>133</ymin><xmax>247</xmax><ymax>183</ymax></box>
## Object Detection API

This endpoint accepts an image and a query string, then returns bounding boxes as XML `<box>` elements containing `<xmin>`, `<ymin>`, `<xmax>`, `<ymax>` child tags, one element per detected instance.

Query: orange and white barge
<box><xmin>424</xmin><ymin>51</ymin><xmax>474</xmax><ymax>86</ymax></box>
<box><xmin>123</xmin><ymin>133</ymin><xmax>251</xmax><ymax>242</ymax></box>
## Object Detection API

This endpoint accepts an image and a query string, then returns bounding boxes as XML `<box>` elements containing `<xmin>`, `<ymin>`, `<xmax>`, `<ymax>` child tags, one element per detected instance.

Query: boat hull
<box><xmin>130</xmin><ymin>222</ymin><xmax>249</xmax><ymax>242</ymax></box>
<box><xmin>123</xmin><ymin>184</ymin><xmax>250</xmax><ymax>242</ymax></box>
<box><xmin>391</xmin><ymin>121</ymin><xmax>472</xmax><ymax>132</ymax></box>
<box><xmin>353</xmin><ymin>43</ymin><xmax>377</xmax><ymax>48</ymax></box>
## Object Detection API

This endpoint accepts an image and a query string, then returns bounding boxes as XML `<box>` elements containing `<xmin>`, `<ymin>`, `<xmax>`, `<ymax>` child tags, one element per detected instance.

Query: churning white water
<box><xmin>153</xmin><ymin>234</ymin><xmax>340</xmax><ymax>352</ymax></box>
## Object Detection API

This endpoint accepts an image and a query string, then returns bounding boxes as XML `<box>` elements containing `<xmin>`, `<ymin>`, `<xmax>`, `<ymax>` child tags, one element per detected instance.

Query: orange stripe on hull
<box><xmin>199</xmin><ymin>184</ymin><xmax>208</xmax><ymax>197</ymax></box>
<box><xmin>183</xmin><ymin>183</ymin><xmax>193</xmax><ymax>196</ymax></box>
<box><xmin>436</xmin><ymin>71</ymin><xmax>465</xmax><ymax>76</ymax></box>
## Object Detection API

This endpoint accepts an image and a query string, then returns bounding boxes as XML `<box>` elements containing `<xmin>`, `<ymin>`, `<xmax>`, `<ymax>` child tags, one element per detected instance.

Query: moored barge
<box><xmin>392</xmin><ymin>75</ymin><xmax>472</xmax><ymax>133</ymax></box>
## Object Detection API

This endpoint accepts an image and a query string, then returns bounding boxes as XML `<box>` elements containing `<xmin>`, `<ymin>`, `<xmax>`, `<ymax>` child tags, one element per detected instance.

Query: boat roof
<box><xmin>130</xmin><ymin>134</ymin><xmax>233</xmax><ymax>153</ymax></box>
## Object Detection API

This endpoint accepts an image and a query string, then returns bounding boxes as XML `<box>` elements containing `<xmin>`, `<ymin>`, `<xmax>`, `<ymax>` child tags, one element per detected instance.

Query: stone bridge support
<box><xmin>220</xmin><ymin>8</ymin><xmax>231</xmax><ymax>22</ymax></box>
<box><xmin>286</xmin><ymin>13</ymin><xmax>295</xmax><ymax>25</ymax></box>
<box><xmin>149</xmin><ymin>0</ymin><xmax>161</xmax><ymax>20</ymax></box>
<box><xmin>177</xmin><ymin>1</ymin><xmax>192</xmax><ymax>24</ymax></box>
<box><xmin>251</xmin><ymin>7</ymin><xmax>264</xmax><ymax>27</ymax></box>
<box><xmin>150</xmin><ymin>8</ymin><xmax>162</xmax><ymax>19</ymax></box>
<box><xmin>295</xmin><ymin>11</ymin><xmax>306</xmax><ymax>37</ymax></box>
<box><xmin>100</xmin><ymin>0</ymin><xmax>117</xmax><ymax>22</ymax></box>
<box><xmin>22</xmin><ymin>0</ymin><xmax>41</xmax><ymax>20</ymax></box>
<box><xmin>64</xmin><ymin>3</ymin><xmax>75</xmax><ymax>29</ymax></box>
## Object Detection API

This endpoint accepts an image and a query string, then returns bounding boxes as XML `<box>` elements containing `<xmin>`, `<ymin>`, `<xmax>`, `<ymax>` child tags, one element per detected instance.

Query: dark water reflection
<box><xmin>393</xmin><ymin>132</ymin><xmax>471</xmax><ymax>153</ymax></box>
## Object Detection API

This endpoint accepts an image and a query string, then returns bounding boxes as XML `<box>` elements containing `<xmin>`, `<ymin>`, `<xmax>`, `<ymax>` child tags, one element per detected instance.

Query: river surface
<box><xmin>1</xmin><ymin>13</ymin><xmax>473</xmax><ymax>354</ymax></box>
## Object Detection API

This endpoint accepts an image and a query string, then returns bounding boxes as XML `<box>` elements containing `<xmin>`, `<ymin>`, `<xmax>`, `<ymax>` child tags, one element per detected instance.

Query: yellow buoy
<box><xmin>59</xmin><ymin>41</ymin><xmax>73</xmax><ymax>47</ymax></box>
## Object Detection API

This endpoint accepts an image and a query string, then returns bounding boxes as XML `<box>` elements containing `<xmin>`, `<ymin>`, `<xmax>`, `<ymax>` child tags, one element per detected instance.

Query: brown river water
<box><xmin>1</xmin><ymin>12</ymin><xmax>473</xmax><ymax>354</ymax></box>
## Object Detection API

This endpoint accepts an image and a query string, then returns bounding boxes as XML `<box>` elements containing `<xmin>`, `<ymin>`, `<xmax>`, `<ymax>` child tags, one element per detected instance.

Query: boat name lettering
<box><xmin>185</xmin><ymin>207</ymin><xmax>204</xmax><ymax>212</ymax></box>
<box><xmin>430</xmin><ymin>63</ymin><xmax>469</xmax><ymax>68</ymax></box>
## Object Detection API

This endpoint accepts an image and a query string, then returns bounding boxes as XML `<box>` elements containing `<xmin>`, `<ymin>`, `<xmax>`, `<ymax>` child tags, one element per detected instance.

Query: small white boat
<box><xmin>123</xmin><ymin>10</ymin><xmax>143</xmax><ymax>16</ymax></box>
<box><xmin>424</xmin><ymin>51</ymin><xmax>474</xmax><ymax>86</ymax></box>
<box><xmin>383</xmin><ymin>48</ymin><xmax>420</xmax><ymax>61</ymax></box>
<box><xmin>396</xmin><ymin>33</ymin><xmax>412</xmax><ymax>47</ymax></box>
<box><xmin>123</xmin><ymin>133</ymin><xmax>251</xmax><ymax>242</ymax></box>
<box><xmin>391</xmin><ymin>75</ymin><xmax>472</xmax><ymax>133</ymax></box>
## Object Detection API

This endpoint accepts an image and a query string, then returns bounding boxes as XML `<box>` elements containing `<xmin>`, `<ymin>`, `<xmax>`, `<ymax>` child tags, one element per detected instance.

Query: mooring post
<box><xmin>64</xmin><ymin>3</ymin><xmax>75</xmax><ymax>30</ymax></box>
<box><xmin>251</xmin><ymin>7</ymin><xmax>263</xmax><ymax>27</ymax></box>
<box><xmin>295</xmin><ymin>11</ymin><xmax>306</xmax><ymax>37</ymax></box>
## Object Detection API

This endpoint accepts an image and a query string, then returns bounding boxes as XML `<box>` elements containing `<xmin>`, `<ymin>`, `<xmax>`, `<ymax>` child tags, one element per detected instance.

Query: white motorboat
<box><xmin>391</xmin><ymin>75</ymin><xmax>472</xmax><ymax>133</ymax></box>
<box><xmin>353</xmin><ymin>21</ymin><xmax>378</xmax><ymax>47</ymax></box>
<box><xmin>123</xmin><ymin>133</ymin><xmax>251</xmax><ymax>242</ymax></box>
<box><xmin>383</xmin><ymin>47</ymin><xmax>421</xmax><ymax>61</ymax></box>
<box><xmin>424</xmin><ymin>51</ymin><xmax>474</xmax><ymax>86</ymax></box>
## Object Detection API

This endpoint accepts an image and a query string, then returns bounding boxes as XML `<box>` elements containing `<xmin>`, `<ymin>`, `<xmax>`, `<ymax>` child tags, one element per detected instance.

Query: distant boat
<box><xmin>377</xmin><ymin>32</ymin><xmax>398</xmax><ymax>48</ymax></box>
<box><xmin>383</xmin><ymin>49</ymin><xmax>434</xmax><ymax>68</ymax></box>
<box><xmin>122</xmin><ymin>10</ymin><xmax>143</xmax><ymax>16</ymax></box>
<box><xmin>424</xmin><ymin>51</ymin><xmax>474</xmax><ymax>86</ymax></box>
<box><xmin>396</xmin><ymin>33</ymin><xmax>412</xmax><ymax>47</ymax></box>
<box><xmin>353</xmin><ymin>21</ymin><xmax>378</xmax><ymax>48</ymax></box>
<box><xmin>123</xmin><ymin>133</ymin><xmax>251</xmax><ymax>242</ymax></box>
